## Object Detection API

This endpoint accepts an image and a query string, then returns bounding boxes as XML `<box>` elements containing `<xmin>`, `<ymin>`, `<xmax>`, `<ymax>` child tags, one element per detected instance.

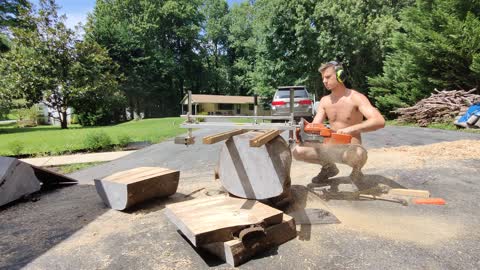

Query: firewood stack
<box><xmin>393</xmin><ymin>88</ymin><xmax>480</xmax><ymax>127</ymax></box>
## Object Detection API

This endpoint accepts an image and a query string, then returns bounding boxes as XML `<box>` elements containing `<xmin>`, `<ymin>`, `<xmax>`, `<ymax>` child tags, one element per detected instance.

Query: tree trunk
<box><xmin>179</xmin><ymin>78</ymin><xmax>184</xmax><ymax>115</ymax></box>
<box><xmin>60</xmin><ymin>110</ymin><xmax>68</xmax><ymax>129</ymax></box>
<box><xmin>214</xmin><ymin>42</ymin><xmax>219</xmax><ymax>94</ymax></box>
<box><xmin>128</xmin><ymin>96</ymin><xmax>134</xmax><ymax>120</ymax></box>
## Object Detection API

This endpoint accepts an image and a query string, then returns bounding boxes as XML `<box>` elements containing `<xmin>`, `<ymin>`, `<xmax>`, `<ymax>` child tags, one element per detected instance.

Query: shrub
<box><xmin>71</xmin><ymin>114</ymin><xmax>79</xmax><ymax>124</ymax></box>
<box><xmin>197</xmin><ymin>111</ymin><xmax>208</xmax><ymax>122</ymax></box>
<box><xmin>84</xmin><ymin>131</ymin><xmax>113</xmax><ymax>151</ymax></box>
<box><xmin>117</xmin><ymin>134</ymin><xmax>132</xmax><ymax>148</ymax></box>
<box><xmin>17</xmin><ymin>105</ymin><xmax>39</xmax><ymax>127</ymax></box>
<box><xmin>8</xmin><ymin>140</ymin><xmax>24</xmax><ymax>156</ymax></box>
<box><xmin>74</xmin><ymin>93</ymin><xmax>126</xmax><ymax>126</ymax></box>
<box><xmin>0</xmin><ymin>99</ymin><xmax>10</xmax><ymax>120</ymax></box>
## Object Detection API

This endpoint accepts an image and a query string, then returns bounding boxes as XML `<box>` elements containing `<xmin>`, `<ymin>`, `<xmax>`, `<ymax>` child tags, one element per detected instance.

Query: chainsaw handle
<box><xmin>296</xmin><ymin>118</ymin><xmax>352</xmax><ymax>145</ymax></box>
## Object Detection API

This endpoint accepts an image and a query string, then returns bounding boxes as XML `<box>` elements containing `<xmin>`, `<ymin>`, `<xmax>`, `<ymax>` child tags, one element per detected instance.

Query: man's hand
<box><xmin>336</xmin><ymin>126</ymin><xmax>358</xmax><ymax>135</ymax></box>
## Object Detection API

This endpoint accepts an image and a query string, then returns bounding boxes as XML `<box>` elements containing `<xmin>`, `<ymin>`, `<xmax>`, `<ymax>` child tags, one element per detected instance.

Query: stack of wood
<box><xmin>393</xmin><ymin>88</ymin><xmax>480</xmax><ymax>127</ymax></box>
<box><xmin>165</xmin><ymin>196</ymin><xmax>296</xmax><ymax>266</ymax></box>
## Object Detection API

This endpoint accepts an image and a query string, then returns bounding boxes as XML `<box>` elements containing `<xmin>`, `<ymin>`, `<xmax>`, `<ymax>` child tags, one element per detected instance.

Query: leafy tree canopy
<box><xmin>369</xmin><ymin>0</ymin><xmax>480</xmax><ymax>116</ymax></box>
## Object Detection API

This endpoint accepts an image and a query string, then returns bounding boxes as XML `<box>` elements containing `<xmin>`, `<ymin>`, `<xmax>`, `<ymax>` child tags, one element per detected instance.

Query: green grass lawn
<box><xmin>50</xmin><ymin>162</ymin><xmax>107</xmax><ymax>174</ymax></box>
<box><xmin>0</xmin><ymin>117</ymin><xmax>186</xmax><ymax>156</ymax></box>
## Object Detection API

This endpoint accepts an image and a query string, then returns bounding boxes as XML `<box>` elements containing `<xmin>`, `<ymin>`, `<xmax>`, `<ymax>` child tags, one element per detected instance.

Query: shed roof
<box><xmin>181</xmin><ymin>94</ymin><xmax>255</xmax><ymax>105</ymax></box>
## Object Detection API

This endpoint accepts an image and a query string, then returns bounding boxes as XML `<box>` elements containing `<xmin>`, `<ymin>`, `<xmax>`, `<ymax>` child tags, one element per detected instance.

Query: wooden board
<box><xmin>218</xmin><ymin>132</ymin><xmax>291</xmax><ymax>199</ymax></box>
<box><xmin>388</xmin><ymin>188</ymin><xmax>430</xmax><ymax>198</ymax></box>
<box><xmin>203</xmin><ymin>129</ymin><xmax>247</xmax><ymax>144</ymax></box>
<box><xmin>94</xmin><ymin>167</ymin><xmax>179</xmax><ymax>210</ymax></box>
<box><xmin>164</xmin><ymin>196</ymin><xmax>284</xmax><ymax>247</ymax></box>
<box><xmin>0</xmin><ymin>157</ymin><xmax>41</xmax><ymax>207</ymax></box>
<box><xmin>202</xmin><ymin>214</ymin><xmax>297</xmax><ymax>267</ymax></box>
<box><xmin>249</xmin><ymin>130</ymin><xmax>283</xmax><ymax>147</ymax></box>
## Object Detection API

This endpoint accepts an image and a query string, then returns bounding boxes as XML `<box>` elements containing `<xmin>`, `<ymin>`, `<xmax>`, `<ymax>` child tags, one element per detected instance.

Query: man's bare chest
<box><xmin>324</xmin><ymin>100</ymin><xmax>361</xmax><ymax>123</ymax></box>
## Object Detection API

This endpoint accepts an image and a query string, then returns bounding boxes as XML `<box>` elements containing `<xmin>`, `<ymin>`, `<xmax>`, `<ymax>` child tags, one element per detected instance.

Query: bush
<box><xmin>71</xmin><ymin>114</ymin><xmax>79</xmax><ymax>124</ymax></box>
<box><xmin>0</xmin><ymin>99</ymin><xmax>10</xmax><ymax>120</ymax></box>
<box><xmin>16</xmin><ymin>105</ymin><xmax>39</xmax><ymax>127</ymax></box>
<box><xmin>8</xmin><ymin>140</ymin><xmax>24</xmax><ymax>156</ymax></box>
<box><xmin>74</xmin><ymin>93</ymin><xmax>126</xmax><ymax>126</ymax></box>
<box><xmin>117</xmin><ymin>134</ymin><xmax>132</xmax><ymax>148</ymax></box>
<box><xmin>84</xmin><ymin>131</ymin><xmax>113</xmax><ymax>151</ymax></box>
<box><xmin>197</xmin><ymin>111</ymin><xmax>208</xmax><ymax>122</ymax></box>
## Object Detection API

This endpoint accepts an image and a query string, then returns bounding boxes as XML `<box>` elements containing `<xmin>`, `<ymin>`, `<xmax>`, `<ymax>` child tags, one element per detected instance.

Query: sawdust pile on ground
<box><xmin>371</xmin><ymin>140</ymin><xmax>480</xmax><ymax>160</ymax></box>
<box><xmin>363</xmin><ymin>139</ymin><xmax>480</xmax><ymax>170</ymax></box>
<box><xmin>332</xmin><ymin>206</ymin><xmax>465</xmax><ymax>245</ymax></box>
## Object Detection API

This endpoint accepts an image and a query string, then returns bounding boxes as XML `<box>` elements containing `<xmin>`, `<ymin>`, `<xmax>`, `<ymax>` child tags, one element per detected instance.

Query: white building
<box><xmin>37</xmin><ymin>103</ymin><xmax>73</xmax><ymax>125</ymax></box>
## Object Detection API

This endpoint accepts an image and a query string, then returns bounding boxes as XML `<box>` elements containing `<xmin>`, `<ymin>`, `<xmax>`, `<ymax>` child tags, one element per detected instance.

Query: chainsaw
<box><xmin>295</xmin><ymin>118</ymin><xmax>352</xmax><ymax>144</ymax></box>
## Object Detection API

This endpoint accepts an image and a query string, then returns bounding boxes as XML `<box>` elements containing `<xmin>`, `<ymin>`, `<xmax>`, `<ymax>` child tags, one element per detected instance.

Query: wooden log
<box><xmin>202</xmin><ymin>214</ymin><xmax>296</xmax><ymax>267</ymax></box>
<box><xmin>164</xmin><ymin>196</ymin><xmax>284</xmax><ymax>247</ymax></box>
<box><xmin>393</xmin><ymin>89</ymin><xmax>480</xmax><ymax>126</ymax></box>
<box><xmin>218</xmin><ymin>131</ymin><xmax>292</xmax><ymax>200</ymax></box>
<box><xmin>202</xmin><ymin>129</ymin><xmax>247</xmax><ymax>144</ymax></box>
<box><xmin>249</xmin><ymin>129</ymin><xmax>283</xmax><ymax>147</ymax></box>
<box><xmin>94</xmin><ymin>167</ymin><xmax>179</xmax><ymax>210</ymax></box>
<box><xmin>0</xmin><ymin>157</ymin><xmax>41</xmax><ymax>207</ymax></box>
<box><xmin>388</xmin><ymin>188</ymin><xmax>431</xmax><ymax>198</ymax></box>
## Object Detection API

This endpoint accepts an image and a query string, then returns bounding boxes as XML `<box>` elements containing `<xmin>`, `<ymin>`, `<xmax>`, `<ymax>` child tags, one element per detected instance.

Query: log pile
<box><xmin>393</xmin><ymin>88</ymin><xmax>480</xmax><ymax>127</ymax></box>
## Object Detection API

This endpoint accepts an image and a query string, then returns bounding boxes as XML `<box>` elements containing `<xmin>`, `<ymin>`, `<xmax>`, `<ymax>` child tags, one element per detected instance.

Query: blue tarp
<box><xmin>457</xmin><ymin>104</ymin><xmax>480</xmax><ymax>123</ymax></box>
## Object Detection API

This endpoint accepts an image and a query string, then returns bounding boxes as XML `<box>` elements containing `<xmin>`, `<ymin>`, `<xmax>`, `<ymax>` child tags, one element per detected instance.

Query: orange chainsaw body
<box><xmin>296</xmin><ymin>120</ymin><xmax>352</xmax><ymax>144</ymax></box>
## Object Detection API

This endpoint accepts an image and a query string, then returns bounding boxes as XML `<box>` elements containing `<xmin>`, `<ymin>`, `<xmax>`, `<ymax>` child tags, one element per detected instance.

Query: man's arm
<box><xmin>337</xmin><ymin>92</ymin><xmax>385</xmax><ymax>135</ymax></box>
<box><xmin>312</xmin><ymin>97</ymin><xmax>327</xmax><ymax>124</ymax></box>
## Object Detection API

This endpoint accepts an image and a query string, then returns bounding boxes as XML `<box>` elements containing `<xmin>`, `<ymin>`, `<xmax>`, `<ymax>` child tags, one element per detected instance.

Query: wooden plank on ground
<box><xmin>164</xmin><ymin>196</ymin><xmax>283</xmax><ymax>247</ymax></box>
<box><xmin>202</xmin><ymin>129</ymin><xmax>247</xmax><ymax>144</ymax></box>
<box><xmin>388</xmin><ymin>188</ymin><xmax>430</xmax><ymax>198</ymax></box>
<box><xmin>249</xmin><ymin>129</ymin><xmax>283</xmax><ymax>147</ymax></box>
<box><xmin>94</xmin><ymin>167</ymin><xmax>179</xmax><ymax>210</ymax></box>
<box><xmin>202</xmin><ymin>214</ymin><xmax>297</xmax><ymax>267</ymax></box>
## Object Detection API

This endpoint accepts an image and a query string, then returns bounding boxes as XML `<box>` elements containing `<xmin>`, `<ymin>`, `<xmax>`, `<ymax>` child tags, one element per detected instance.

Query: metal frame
<box><xmin>181</xmin><ymin>122</ymin><xmax>297</xmax><ymax>130</ymax></box>
<box><xmin>179</xmin><ymin>89</ymin><xmax>300</xmax><ymax>144</ymax></box>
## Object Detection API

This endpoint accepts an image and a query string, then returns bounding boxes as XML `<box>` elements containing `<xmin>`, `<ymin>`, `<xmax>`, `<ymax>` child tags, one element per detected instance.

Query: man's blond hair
<box><xmin>318</xmin><ymin>62</ymin><xmax>336</xmax><ymax>73</ymax></box>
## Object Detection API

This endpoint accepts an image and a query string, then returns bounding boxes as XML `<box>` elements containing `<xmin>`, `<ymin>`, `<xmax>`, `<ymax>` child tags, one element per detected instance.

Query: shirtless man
<box><xmin>292</xmin><ymin>61</ymin><xmax>385</xmax><ymax>187</ymax></box>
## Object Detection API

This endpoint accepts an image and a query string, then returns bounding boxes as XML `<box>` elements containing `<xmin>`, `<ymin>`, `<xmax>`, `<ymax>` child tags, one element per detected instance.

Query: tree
<box><xmin>0</xmin><ymin>0</ymin><xmax>29</xmax><ymax>52</ymax></box>
<box><xmin>0</xmin><ymin>0</ymin><xmax>30</xmax><ymax>117</ymax></box>
<box><xmin>227</xmin><ymin>1</ymin><xmax>258</xmax><ymax>96</ymax></box>
<box><xmin>242</xmin><ymin>0</ymin><xmax>412</xmax><ymax>104</ymax></box>
<box><xmin>87</xmin><ymin>0</ymin><xmax>203</xmax><ymax>118</ymax></box>
<box><xmin>200</xmin><ymin>0</ymin><xmax>230</xmax><ymax>94</ymax></box>
<box><xmin>69</xmin><ymin>41</ymin><xmax>125</xmax><ymax>126</ymax></box>
<box><xmin>369</xmin><ymin>0</ymin><xmax>480</xmax><ymax>116</ymax></box>
<box><xmin>0</xmin><ymin>0</ymin><xmax>122</xmax><ymax>128</ymax></box>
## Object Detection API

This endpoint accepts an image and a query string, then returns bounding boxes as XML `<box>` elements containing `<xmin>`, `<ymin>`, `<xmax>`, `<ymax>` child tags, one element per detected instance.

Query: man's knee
<box><xmin>292</xmin><ymin>146</ymin><xmax>305</xmax><ymax>160</ymax></box>
<box><xmin>342</xmin><ymin>145</ymin><xmax>368</xmax><ymax>168</ymax></box>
